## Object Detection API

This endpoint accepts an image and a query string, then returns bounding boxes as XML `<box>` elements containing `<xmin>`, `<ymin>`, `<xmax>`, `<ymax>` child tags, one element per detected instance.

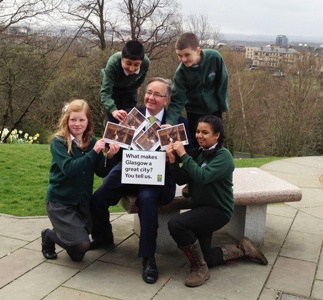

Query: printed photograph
<box><xmin>157</xmin><ymin>123</ymin><xmax>189</xmax><ymax>150</ymax></box>
<box><xmin>135</xmin><ymin>121</ymin><xmax>161</xmax><ymax>151</ymax></box>
<box><xmin>119</xmin><ymin>107</ymin><xmax>148</xmax><ymax>133</ymax></box>
<box><xmin>103</xmin><ymin>122</ymin><xmax>135</xmax><ymax>149</ymax></box>
<box><xmin>131</xmin><ymin>129</ymin><xmax>144</xmax><ymax>150</ymax></box>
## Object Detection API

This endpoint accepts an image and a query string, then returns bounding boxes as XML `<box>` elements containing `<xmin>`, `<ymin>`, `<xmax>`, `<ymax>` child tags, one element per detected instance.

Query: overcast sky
<box><xmin>177</xmin><ymin>0</ymin><xmax>323</xmax><ymax>39</ymax></box>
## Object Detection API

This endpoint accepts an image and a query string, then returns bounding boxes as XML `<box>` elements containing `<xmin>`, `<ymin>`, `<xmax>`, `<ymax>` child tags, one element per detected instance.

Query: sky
<box><xmin>177</xmin><ymin>0</ymin><xmax>323</xmax><ymax>39</ymax></box>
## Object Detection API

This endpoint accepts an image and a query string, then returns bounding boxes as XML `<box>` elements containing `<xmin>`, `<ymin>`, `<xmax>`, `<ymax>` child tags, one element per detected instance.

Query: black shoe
<box><xmin>89</xmin><ymin>237</ymin><xmax>114</xmax><ymax>250</ymax></box>
<box><xmin>142</xmin><ymin>257</ymin><xmax>158</xmax><ymax>284</ymax></box>
<box><xmin>41</xmin><ymin>229</ymin><xmax>57</xmax><ymax>260</ymax></box>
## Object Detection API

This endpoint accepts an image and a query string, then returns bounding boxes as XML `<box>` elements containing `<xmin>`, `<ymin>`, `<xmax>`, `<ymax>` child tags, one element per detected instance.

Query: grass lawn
<box><xmin>0</xmin><ymin>144</ymin><xmax>282</xmax><ymax>217</ymax></box>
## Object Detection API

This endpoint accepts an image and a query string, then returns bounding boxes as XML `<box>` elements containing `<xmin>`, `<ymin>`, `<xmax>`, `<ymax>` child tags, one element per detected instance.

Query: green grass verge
<box><xmin>0</xmin><ymin>144</ymin><xmax>123</xmax><ymax>216</ymax></box>
<box><xmin>234</xmin><ymin>156</ymin><xmax>283</xmax><ymax>168</ymax></box>
<box><xmin>0</xmin><ymin>144</ymin><xmax>282</xmax><ymax>217</ymax></box>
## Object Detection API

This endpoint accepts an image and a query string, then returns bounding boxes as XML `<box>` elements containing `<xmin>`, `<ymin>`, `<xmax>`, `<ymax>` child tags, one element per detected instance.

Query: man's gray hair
<box><xmin>147</xmin><ymin>77</ymin><xmax>173</xmax><ymax>97</ymax></box>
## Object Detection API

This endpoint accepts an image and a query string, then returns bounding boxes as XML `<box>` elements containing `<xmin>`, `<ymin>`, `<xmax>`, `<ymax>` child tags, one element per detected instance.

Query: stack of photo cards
<box><xmin>103</xmin><ymin>108</ymin><xmax>189</xmax><ymax>151</ymax></box>
<box><xmin>134</xmin><ymin>121</ymin><xmax>161</xmax><ymax>151</ymax></box>
<box><xmin>157</xmin><ymin>123</ymin><xmax>189</xmax><ymax>150</ymax></box>
<box><xmin>103</xmin><ymin>122</ymin><xmax>135</xmax><ymax>149</ymax></box>
<box><xmin>131</xmin><ymin>129</ymin><xmax>144</xmax><ymax>150</ymax></box>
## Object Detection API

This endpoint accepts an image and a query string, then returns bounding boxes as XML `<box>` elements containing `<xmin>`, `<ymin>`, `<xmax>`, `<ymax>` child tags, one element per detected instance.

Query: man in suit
<box><xmin>90</xmin><ymin>77</ymin><xmax>192</xmax><ymax>284</ymax></box>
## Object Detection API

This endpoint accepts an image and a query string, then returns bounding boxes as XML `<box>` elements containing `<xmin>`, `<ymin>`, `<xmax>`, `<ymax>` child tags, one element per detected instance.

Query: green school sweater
<box><xmin>100</xmin><ymin>52</ymin><xmax>150</xmax><ymax>113</ymax></box>
<box><xmin>46</xmin><ymin>136</ymin><xmax>117</xmax><ymax>205</ymax></box>
<box><xmin>169</xmin><ymin>147</ymin><xmax>234</xmax><ymax>219</ymax></box>
<box><xmin>166</xmin><ymin>49</ymin><xmax>229</xmax><ymax>125</ymax></box>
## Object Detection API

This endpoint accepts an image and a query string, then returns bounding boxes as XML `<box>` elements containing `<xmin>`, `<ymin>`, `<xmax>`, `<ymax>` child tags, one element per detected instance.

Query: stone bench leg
<box><xmin>226</xmin><ymin>204</ymin><xmax>267</xmax><ymax>245</ymax></box>
<box><xmin>133</xmin><ymin>211</ymin><xmax>179</xmax><ymax>255</ymax></box>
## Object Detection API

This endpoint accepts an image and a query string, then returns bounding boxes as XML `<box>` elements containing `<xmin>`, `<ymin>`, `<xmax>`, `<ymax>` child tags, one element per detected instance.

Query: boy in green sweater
<box><xmin>101</xmin><ymin>40</ymin><xmax>150</xmax><ymax>123</ymax></box>
<box><xmin>166</xmin><ymin>32</ymin><xmax>229</xmax><ymax>148</ymax></box>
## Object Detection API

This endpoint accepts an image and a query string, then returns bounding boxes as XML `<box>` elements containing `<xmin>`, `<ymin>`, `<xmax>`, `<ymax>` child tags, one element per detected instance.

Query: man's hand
<box><xmin>160</xmin><ymin>124</ymin><xmax>172</xmax><ymax>129</ymax></box>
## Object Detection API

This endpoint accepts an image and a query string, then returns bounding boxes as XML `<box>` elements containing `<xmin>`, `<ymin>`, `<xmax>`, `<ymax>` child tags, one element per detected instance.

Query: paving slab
<box><xmin>312</xmin><ymin>280</ymin><xmax>323</xmax><ymax>299</ymax></box>
<box><xmin>0</xmin><ymin>236</ymin><xmax>28</xmax><ymax>258</ymax></box>
<box><xmin>317</xmin><ymin>248</ymin><xmax>323</xmax><ymax>280</ymax></box>
<box><xmin>291</xmin><ymin>211</ymin><xmax>323</xmax><ymax>236</ymax></box>
<box><xmin>280</xmin><ymin>230</ymin><xmax>322</xmax><ymax>263</ymax></box>
<box><xmin>0</xmin><ymin>248</ymin><xmax>45</xmax><ymax>288</ymax></box>
<box><xmin>298</xmin><ymin>206</ymin><xmax>323</xmax><ymax>221</ymax></box>
<box><xmin>289</xmin><ymin>188</ymin><xmax>323</xmax><ymax>208</ymax></box>
<box><xmin>0</xmin><ymin>262</ymin><xmax>78</xmax><ymax>300</ymax></box>
<box><xmin>44</xmin><ymin>286</ymin><xmax>110</xmax><ymax>300</ymax></box>
<box><xmin>64</xmin><ymin>261</ymin><xmax>168</xmax><ymax>300</ymax></box>
<box><xmin>266</xmin><ymin>256</ymin><xmax>317</xmax><ymax>297</ymax></box>
<box><xmin>0</xmin><ymin>215</ymin><xmax>51</xmax><ymax>241</ymax></box>
<box><xmin>0</xmin><ymin>156</ymin><xmax>322</xmax><ymax>300</ymax></box>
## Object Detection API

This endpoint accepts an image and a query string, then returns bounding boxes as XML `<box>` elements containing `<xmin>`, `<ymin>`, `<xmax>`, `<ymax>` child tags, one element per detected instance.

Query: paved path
<box><xmin>0</xmin><ymin>156</ymin><xmax>322</xmax><ymax>300</ymax></box>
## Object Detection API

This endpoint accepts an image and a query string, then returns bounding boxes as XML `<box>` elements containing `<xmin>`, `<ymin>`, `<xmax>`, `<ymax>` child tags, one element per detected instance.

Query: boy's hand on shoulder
<box><xmin>112</xmin><ymin>109</ymin><xmax>128</xmax><ymax>122</ymax></box>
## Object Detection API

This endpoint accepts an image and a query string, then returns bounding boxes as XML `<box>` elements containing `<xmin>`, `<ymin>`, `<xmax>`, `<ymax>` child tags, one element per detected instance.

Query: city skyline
<box><xmin>178</xmin><ymin>0</ymin><xmax>323</xmax><ymax>40</ymax></box>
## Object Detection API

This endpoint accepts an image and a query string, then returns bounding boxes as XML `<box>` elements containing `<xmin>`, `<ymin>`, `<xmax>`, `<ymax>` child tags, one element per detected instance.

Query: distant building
<box><xmin>245</xmin><ymin>46</ymin><xmax>261</xmax><ymax>60</ymax></box>
<box><xmin>276</xmin><ymin>35</ymin><xmax>288</xmax><ymax>47</ymax></box>
<box><xmin>252</xmin><ymin>45</ymin><xmax>298</xmax><ymax>69</ymax></box>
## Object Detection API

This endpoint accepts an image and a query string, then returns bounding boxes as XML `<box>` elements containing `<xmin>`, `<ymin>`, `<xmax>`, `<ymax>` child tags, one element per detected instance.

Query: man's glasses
<box><xmin>145</xmin><ymin>91</ymin><xmax>168</xmax><ymax>98</ymax></box>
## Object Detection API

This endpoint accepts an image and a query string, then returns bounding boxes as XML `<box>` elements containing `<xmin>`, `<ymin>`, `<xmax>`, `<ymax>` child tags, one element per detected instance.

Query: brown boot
<box><xmin>221</xmin><ymin>236</ymin><xmax>268</xmax><ymax>265</ymax></box>
<box><xmin>238</xmin><ymin>237</ymin><xmax>268</xmax><ymax>265</ymax></box>
<box><xmin>180</xmin><ymin>240</ymin><xmax>210</xmax><ymax>287</ymax></box>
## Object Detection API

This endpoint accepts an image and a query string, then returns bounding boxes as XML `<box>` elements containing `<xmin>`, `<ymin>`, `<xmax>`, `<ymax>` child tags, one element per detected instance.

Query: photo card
<box><xmin>119</xmin><ymin>107</ymin><xmax>148</xmax><ymax>134</ymax></box>
<box><xmin>135</xmin><ymin>121</ymin><xmax>161</xmax><ymax>151</ymax></box>
<box><xmin>131</xmin><ymin>129</ymin><xmax>144</xmax><ymax>150</ymax></box>
<box><xmin>157</xmin><ymin>123</ymin><xmax>189</xmax><ymax>150</ymax></box>
<box><xmin>103</xmin><ymin>122</ymin><xmax>135</xmax><ymax>149</ymax></box>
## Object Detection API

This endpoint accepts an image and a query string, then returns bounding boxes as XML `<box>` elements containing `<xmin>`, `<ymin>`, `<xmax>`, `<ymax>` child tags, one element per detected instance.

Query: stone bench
<box><xmin>120</xmin><ymin>167</ymin><xmax>302</xmax><ymax>254</ymax></box>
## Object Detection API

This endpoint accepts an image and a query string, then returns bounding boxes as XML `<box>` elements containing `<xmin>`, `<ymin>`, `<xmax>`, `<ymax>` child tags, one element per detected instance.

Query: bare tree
<box><xmin>0</xmin><ymin>0</ymin><xmax>63</xmax><ymax>33</ymax></box>
<box><xmin>112</xmin><ymin>0</ymin><xmax>182</xmax><ymax>60</ymax></box>
<box><xmin>183</xmin><ymin>13</ymin><xmax>223</xmax><ymax>48</ymax></box>
<box><xmin>267</xmin><ymin>59</ymin><xmax>322</xmax><ymax>156</ymax></box>
<box><xmin>0</xmin><ymin>44</ymin><xmax>48</xmax><ymax>140</ymax></box>
<box><xmin>62</xmin><ymin>0</ymin><xmax>112</xmax><ymax>50</ymax></box>
<box><xmin>63</xmin><ymin>0</ymin><xmax>181</xmax><ymax>59</ymax></box>
<box><xmin>117</xmin><ymin>0</ymin><xmax>181</xmax><ymax>58</ymax></box>
<box><xmin>222</xmin><ymin>50</ymin><xmax>274</xmax><ymax>157</ymax></box>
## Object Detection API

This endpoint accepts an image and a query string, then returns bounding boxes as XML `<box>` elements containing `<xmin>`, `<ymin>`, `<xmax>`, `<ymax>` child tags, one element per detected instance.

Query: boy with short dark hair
<box><xmin>100</xmin><ymin>40</ymin><xmax>150</xmax><ymax>123</ymax></box>
<box><xmin>166</xmin><ymin>32</ymin><xmax>229</xmax><ymax>148</ymax></box>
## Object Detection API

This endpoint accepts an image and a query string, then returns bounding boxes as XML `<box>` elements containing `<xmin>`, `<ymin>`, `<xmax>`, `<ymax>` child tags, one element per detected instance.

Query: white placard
<box><xmin>121</xmin><ymin>150</ymin><xmax>166</xmax><ymax>185</ymax></box>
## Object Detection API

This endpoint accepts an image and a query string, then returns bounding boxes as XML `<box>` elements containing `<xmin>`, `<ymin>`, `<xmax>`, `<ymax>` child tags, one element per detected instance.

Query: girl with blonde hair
<box><xmin>41</xmin><ymin>99</ymin><xmax>120</xmax><ymax>262</ymax></box>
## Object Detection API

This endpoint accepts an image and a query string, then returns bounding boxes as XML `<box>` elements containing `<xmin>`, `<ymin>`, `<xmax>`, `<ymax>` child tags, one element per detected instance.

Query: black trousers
<box><xmin>90</xmin><ymin>162</ymin><xmax>175</xmax><ymax>257</ymax></box>
<box><xmin>168</xmin><ymin>205</ymin><xmax>229</xmax><ymax>267</ymax></box>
